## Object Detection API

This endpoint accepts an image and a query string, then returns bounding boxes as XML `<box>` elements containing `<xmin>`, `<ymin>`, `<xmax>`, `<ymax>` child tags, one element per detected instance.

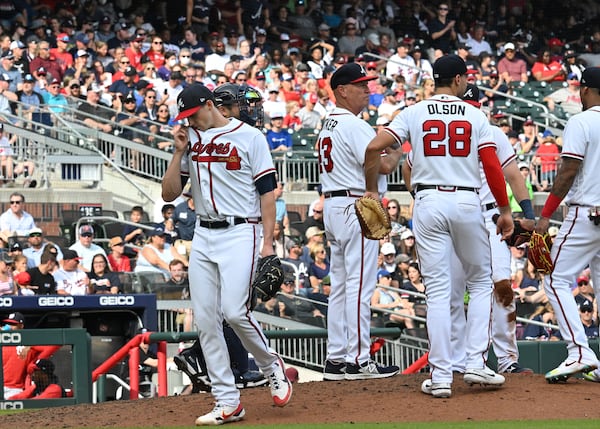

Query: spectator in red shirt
<box><xmin>531</xmin><ymin>49</ymin><xmax>565</xmax><ymax>82</ymax></box>
<box><xmin>125</xmin><ymin>34</ymin><xmax>145</xmax><ymax>72</ymax></box>
<box><xmin>532</xmin><ymin>131</ymin><xmax>560</xmax><ymax>191</ymax></box>
<box><xmin>49</xmin><ymin>33</ymin><xmax>73</xmax><ymax>75</ymax></box>
<box><xmin>107</xmin><ymin>236</ymin><xmax>131</xmax><ymax>272</ymax></box>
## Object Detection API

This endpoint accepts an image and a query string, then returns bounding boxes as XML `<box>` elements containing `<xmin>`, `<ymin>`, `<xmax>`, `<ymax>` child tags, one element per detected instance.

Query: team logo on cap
<box><xmin>464</xmin><ymin>88</ymin><xmax>474</xmax><ymax>99</ymax></box>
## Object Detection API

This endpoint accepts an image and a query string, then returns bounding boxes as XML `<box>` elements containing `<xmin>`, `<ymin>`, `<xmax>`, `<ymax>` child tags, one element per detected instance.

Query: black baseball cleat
<box><xmin>235</xmin><ymin>370</ymin><xmax>268</xmax><ymax>388</ymax></box>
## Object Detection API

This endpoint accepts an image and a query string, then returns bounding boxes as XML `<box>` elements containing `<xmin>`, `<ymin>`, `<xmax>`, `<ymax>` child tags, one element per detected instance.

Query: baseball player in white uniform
<box><xmin>450</xmin><ymin>85</ymin><xmax>535</xmax><ymax>374</ymax></box>
<box><xmin>319</xmin><ymin>63</ymin><xmax>403</xmax><ymax>381</ymax></box>
<box><xmin>162</xmin><ymin>84</ymin><xmax>292</xmax><ymax>426</ymax></box>
<box><xmin>534</xmin><ymin>67</ymin><xmax>600</xmax><ymax>383</ymax></box>
<box><xmin>365</xmin><ymin>55</ymin><xmax>514</xmax><ymax>398</ymax></box>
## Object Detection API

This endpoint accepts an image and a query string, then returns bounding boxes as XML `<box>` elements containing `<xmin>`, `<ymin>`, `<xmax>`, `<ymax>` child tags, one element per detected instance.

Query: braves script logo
<box><xmin>190</xmin><ymin>141</ymin><xmax>241</xmax><ymax>170</ymax></box>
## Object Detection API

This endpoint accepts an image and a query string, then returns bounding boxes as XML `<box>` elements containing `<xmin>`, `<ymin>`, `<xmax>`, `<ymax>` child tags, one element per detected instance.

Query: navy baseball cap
<box><xmin>3</xmin><ymin>312</ymin><xmax>25</xmax><ymax>325</ymax></box>
<box><xmin>33</xmin><ymin>359</ymin><xmax>55</xmax><ymax>374</ymax></box>
<box><xmin>462</xmin><ymin>83</ymin><xmax>480</xmax><ymax>107</ymax></box>
<box><xmin>330</xmin><ymin>63</ymin><xmax>378</xmax><ymax>90</ymax></box>
<box><xmin>580</xmin><ymin>67</ymin><xmax>600</xmax><ymax>89</ymax></box>
<box><xmin>175</xmin><ymin>84</ymin><xmax>215</xmax><ymax>121</ymax></box>
<box><xmin>147</xmin><ymin>226</ymin><xmax>167</xmax><ymax>237</ymax></box>
<box><xmin>433</xmin><ymin>54</ymin><xmax>467</xmax><ymax>79</ymax></box>
<box><xmin>377</xmin><ymin>269</ymin><xmax>392</xmax><ymax>280</ymax></box>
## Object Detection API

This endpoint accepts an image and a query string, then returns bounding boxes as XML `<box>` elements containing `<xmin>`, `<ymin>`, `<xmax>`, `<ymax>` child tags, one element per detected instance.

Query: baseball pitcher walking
<box><xmin>162</xmin><ymin>84</ymin><xmax>292</xmax><ymax>426</ymax></box>
<box><xmin>534</xmin><ymin>67</ymin><xmax>600</xmax><ymax>383</ymax></box>
<box><xmin>319</xmin><ymin>63</ymin><xmax>402</xmax><ymax>381</ymax></box>
<box><xmin>365</xmin><ymin>55</ymin><xmax>514</xmax><ymax>398</ymax></box>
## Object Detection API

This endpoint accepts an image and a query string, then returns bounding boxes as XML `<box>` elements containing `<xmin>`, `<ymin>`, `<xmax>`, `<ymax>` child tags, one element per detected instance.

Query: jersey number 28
<box><xmin>317</xmin><ymin>136</ymin><xmax>333</xmax><ymax>173</ymax></box>
<box><xmin>423</xmin><ymin>120</ymin><xmax>472</xmax><ymax>157</ymax></box>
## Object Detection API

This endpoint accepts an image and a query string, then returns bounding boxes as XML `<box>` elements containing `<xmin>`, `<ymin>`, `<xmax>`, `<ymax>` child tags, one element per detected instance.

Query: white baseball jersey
<box><xmin>54</xmin><ymin>268</ymin><xmax>88</xmax><ymax>295</ymax></box>
<box><xmin>561</xmin><ymin>106</ymin><xmax>600</xmax><ymax>206</ymax></box>
<box><xmin>318</xmin><ymin>107</ymin><xmax>387</xmax><ymax>194</ymax></box>
<box><xmin>180</xmin><ymin>117</ymin><xmax>276</xmax><ymax>219</ymax></box>
<box><xmin>479</xmin><ymin>125</ymin><xmax>517</xmax><ymax>205</ymax></box>
<box><xmin>390</xmin><ymin>94</ymin><xmax>494</xmax><ymax>188</ymax></box>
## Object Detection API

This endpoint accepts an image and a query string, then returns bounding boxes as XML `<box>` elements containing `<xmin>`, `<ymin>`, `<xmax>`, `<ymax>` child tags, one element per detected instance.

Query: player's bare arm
<box><xmin>401</xmin><ymin>158</ymin><xmax>413</xmax><ymax>193</ymax></box>
<box><xmin>503</xmin><ymin>160</ymin><xmax>535</xmax><ymax>230</ymax></box>
<box><xmin>480</xmin><ymin>146</ymin><xmax>514</xmax><ymax>239</ymax></box>
<box><xmin>379</xmin><ymin>146</ymin><xmax>404</xmax><ymax>175</ymax></box>
<box><xmin>259</xmin><ymin>190</ymin><xmax>276</xmax><ymax>257</ymax></box>
<box><xmin>365</xmin><ymin>132</ymin><xmax>396</xmax><ymax>197</ymax></box>
<box><xmin>535</xmin><ymin>156</ymin><xmax>582</xmax><ymax>234</ymax></box>
<box><xmin>161</xmin><ymin>127</ymin><xmax>189</xmax><ymax>201</ymax></box>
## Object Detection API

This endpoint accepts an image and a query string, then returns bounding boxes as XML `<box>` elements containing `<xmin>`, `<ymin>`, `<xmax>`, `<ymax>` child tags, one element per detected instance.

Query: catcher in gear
<box><xmin>214</xmin><ymin>83</ymin><xmax>265</xmax><ymax>128</ymax></box>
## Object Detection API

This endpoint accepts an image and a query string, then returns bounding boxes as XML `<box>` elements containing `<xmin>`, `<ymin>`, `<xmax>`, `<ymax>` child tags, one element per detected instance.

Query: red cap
<box><xmin>366</xmin><ymin>61</ymin><xmax>377</xmax><ymax>69</ymax></box>
<box><xmin>577</xmin><ymin>276</ymin><xmax>589</xmax><ymax>285</ymax></box>
<box><xmin>308</xmin><ymin>92</ymin><xmax>318</xmax><ymax>104</ymax></box>
<box><xmin>548</xmin><ymin>37</ymin><xmax>564</xmax><ymax>47</ymax></box>
<box><xmin>14</xmin><ymin>271</ymin><xmax>31</xmax><ymax>286</ymax></box>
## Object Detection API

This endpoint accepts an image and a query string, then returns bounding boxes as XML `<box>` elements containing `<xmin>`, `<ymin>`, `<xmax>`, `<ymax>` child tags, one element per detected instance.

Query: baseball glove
<box><xmin>355</xmin><ymin>197</ymin><xmax>391</xmax><ymax>240</ymax></box>
<box><xmin>493</xmin><ymin>214</ymin><xmax>532</xmax><ymax>247</ymax></box>
<box><xmin>528</xmin><ymin>232</ymin><xmax>554</xmax><ymax>274</ymax></box>
<box><xmin>252</xmin><ymin>255</ymin><xmax>284</xmax><ymax>303</ymax></box>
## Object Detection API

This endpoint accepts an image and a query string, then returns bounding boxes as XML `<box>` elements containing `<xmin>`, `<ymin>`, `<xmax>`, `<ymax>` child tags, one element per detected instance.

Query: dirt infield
<box><xmin>1</xmin><ymin>374</ymin><xmax>599</xmax><ymax>428</ymax></box>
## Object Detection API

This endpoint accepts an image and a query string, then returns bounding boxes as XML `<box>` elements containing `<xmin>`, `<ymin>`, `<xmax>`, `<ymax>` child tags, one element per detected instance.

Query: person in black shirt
<box><xmin>27</xmin><ymin>252</ymin><xmax>57</xmax><ymax>295</ymax></box>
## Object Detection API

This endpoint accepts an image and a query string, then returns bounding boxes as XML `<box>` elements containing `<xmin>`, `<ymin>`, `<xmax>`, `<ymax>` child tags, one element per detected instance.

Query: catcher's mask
<box><xmin>213</xmin><ymin>83</ymin><xmax>264</xmax><ymax>128</ymax></box>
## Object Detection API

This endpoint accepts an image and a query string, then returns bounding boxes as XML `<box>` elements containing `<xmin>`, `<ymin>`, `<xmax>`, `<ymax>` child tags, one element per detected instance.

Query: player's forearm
<box><xmin>541</xmin><ymin>157</ymin><xmax>580</xmax><ymax>218</ymax></box>
<box><xmin>162</xmin><ymin>152</ymin><xmax>184</xmax><ymax>201</ymax></box>
<box><xmin>260</xmin><ymin>191</ymin><xmax>276</xmax><ymax>256</ymax></box>
<box><xmin>401</xmin><ymin>160</ymin><xmax>412</xmax><ymax>192</ymax></box>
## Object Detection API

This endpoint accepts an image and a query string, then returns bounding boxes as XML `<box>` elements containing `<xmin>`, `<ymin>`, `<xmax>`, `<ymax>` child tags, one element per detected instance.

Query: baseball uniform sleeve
<box><xmin>560</xmin><ymin>115</ymin><xmax>586</xmax><ymax>161</ymax></box>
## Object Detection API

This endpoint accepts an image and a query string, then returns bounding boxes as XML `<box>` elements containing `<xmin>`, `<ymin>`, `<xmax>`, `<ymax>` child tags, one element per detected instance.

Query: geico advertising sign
<box><xmin>38</xmin><ymin>296</ymin><xmax>75</xmax><ymax>306</ymax></box>
<box><xmin>99</xmin><ymin>296</ymin><xmax>135</xmax><ymax>306</ymax></box>
<box><xmin>0</xmin><ymin>332</ymin><xmax>22</xmax><ymax>344</ymax></box>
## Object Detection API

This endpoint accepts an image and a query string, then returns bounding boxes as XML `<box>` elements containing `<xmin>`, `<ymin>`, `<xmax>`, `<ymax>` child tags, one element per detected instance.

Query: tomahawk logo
<box><xmin>178</xmin><ymin>98</ymin><xmax>185</xmax><ymax>110</ymax></box>
<box><xmin>464</xmin><ymin>88</ymin><xmax>474</xmax><ymax>99</ymax></box>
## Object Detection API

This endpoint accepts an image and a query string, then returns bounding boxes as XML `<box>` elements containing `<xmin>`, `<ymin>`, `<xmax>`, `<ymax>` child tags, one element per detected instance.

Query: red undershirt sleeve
<box><xmin>479</xmin><ymin>146</ymin><xmax>509</xmax><ymax>207</ymax></box>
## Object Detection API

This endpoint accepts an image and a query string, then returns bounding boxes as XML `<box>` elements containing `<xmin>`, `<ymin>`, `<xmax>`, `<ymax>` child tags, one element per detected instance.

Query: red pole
<box><xmin>92</xmin><ymin>335</ymin><xmax>142</xmax><ymax>382</ymax></box>
<box><xmin>402</xmin><ymin>352</ymin><xmax>429</xmax><ymax>374</ymax></box>
<box><xmin>156</xmin><ymin>341</ymin><xmax>167</xmax><ymax>397</ymax></box>
<box><xmin>129</xmin><ymin>346</ymin><xmax>140</xmax><ymax>399</ymax></box>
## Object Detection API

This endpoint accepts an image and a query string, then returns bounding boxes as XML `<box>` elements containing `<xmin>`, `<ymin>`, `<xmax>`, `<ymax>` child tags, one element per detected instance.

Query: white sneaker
<box><xmin>545</xmin><ymin>360</ymin><xmax>598</xmax><ymax>383</ymax></box>
<box><xmin>195</xmin><ymin>403</ymin><xmax>245</xmax><ymax>426</ymax></box>
<box><xmin>421</xmin><ymin>379</ymin><xmax>452</xmax><ymax>398</ymax></box>
<box><xmin>464</xmin><ymin>367</ymin><xmax>505</xmax><ymax>386</ymax></box>
<box><xmin>269</xmin><ymin>355</ymin><xmax>292</xmax><ymax>407</ymax></box>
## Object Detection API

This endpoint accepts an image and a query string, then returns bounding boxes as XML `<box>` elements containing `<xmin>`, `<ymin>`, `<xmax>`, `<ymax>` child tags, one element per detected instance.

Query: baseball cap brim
<box><xmin>174</xmin><ymin>106</ymin><xmax>201</xmax><ymax>121</ymax></box>
<box><xmin>348</xmin><ymin>75</ymin><xmax>378</xmax><ymax>85</ymax></box>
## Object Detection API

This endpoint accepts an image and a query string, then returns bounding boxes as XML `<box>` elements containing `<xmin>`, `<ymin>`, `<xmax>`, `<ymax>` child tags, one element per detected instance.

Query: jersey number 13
<box><xmin>317</xmin><ymin>136</ymin><xmax>333</xmax><ymax>173</ymax></box>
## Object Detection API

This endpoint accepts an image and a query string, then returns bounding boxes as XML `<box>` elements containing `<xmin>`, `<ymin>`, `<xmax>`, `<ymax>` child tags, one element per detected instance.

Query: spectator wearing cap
<box><xmin>125</xmin><ymin>32</ymin><xmax>145</xmax><ymax>72</ymax></box>
<box><xmin>108</xmin><ymin>65</ymin><xmax>138</xmax><ymax>101</ymax></box>
<box><xmin>251</xmin><ymin>29</ymin><xmax>272</xmax><ymax>57</ymax></box>
<box><xmin>49</xmin><ymin>33</ymin><xmax>73</xmax><ymax>75</ymax></box>
<box><xmin>543</xmin><ymin>73</ymin><xmax>582</xmax><ymax>115</ymax></box>
<box><xmin>377</xmin><ymin>89</ymin><xmax>402</xmax><ymax>123</ymax></box>
<box><xmin>266</xmin><ymin>112</ymin><xmax>292</xmax><ymax>151</ymax></box>
<box><xmin>1</xmin><ymin>311</ymin><xmax>49</xmax><ymax>399</ymax></box>
<box><xmin>562</xmin><ymin>49</ymin><xmax>585</xmax><ymax>81</ymax></box>
<box><xmin>107</xmin><ymin>22</ymin><xmax>132</xmax><ymax>56</ymax></box>
<box><xmin>14</xmin><ymin>270</ymin><xmax>34</xmax><ymax>296</ymax></box>
<box><xmin>427</xmin><ymin>3</ymin><xmax>456</xmax><ymax>55</ymax></box>
<box><xmin>355</xmin><ymin>32</ymin><xmax>385</xmax><ymax>66</ymax></box>
<box><xmin>68</xmin><ymin>33</ymin><xmax>94</xmax><ymax>65</ymax></box>
<box><xmin>287</xmin><ymin>0</ymin><xmax>317</xmax><ymax>41</ymax></box>
<box><xmin>41</xmin><ymin>75</ymin><xmax>68</xmax><ymax>114</ymax></box>
<box><xmin>386</xmin><ymin>41</ymin><xmax>417</xmax><ymax>86</ymax></box>
<box><xmin>297</xmin><ymin>91</ymin><xmax>322</xmax><ymax>130</ymax></box>
<box><xmin>531</xmin><ymin>130</ymin><xmax>560</xmax><ymax>191</ymax></box>
<box><xmin>76</xmin><ymin>84</ymin><xmax>114</xmax><ymax>132</ymax></box>
<box><xmin>456</xmin><ymin>43</ymin><xmax>480</xmax><ymax>72</ymax></box>
<box><xmin>1</xmin><ymin>50</ymin><xmax>22</xmax><ymax>92</ymax></box>
<box><xmin>69</xmin><ymin>225</ymin><xmax>107</xmax><ymax>272</ymax></box>
<box><xmin>336</xmin><ymin>18</ymin><xmax>364</xmax><ymax>57</ymax></box>
<box><xmin>532</xmin><ymin>49</ymin><xmax>565</xmax><ymax>83</ymax></box>
<box><xmin>497</xmin><ymin>42</ymin><xmax>528</xmax><ymax>83</ymax></box>
<box><xmin>517</xmin><ymin>118</ymin><xmax>540</xmax><ymax>155</ymax></box>
<box><xmin>575</xmin><ymin>276</ymin><xmax>595</xmax><ymax>307</ymax></box>
<box><xmin>224</xmin><ymin>28</ymin><xmax>242</xmax><ymax>56</ymax></box>
<box><xmin>29</xmin><ymin>40</ymin><xmax>63</xmax><ymax>82</ymax></box>
<box><xmin>9</xmin><ymin>358</ymin><xmax>65</xmax><ymax>400</ymax></box>
<box><xmin>63</xmin><ymin>50</ymin><xmax>90</xmax><ymax>85</ymax></box>
<box><xmin>0</xmin><ymin>72</ymin><xmax>17</xmax><ymax>115</ymax></box>
<box><xmin>262</xmin><ymin>84</ymin><xmax>286</xmax><ymax>120</ymax></box>
<box><xmin>134</xmin><ymin>226</ymin><xmax>186</xmax><ymax>278</ymax></box>
<box><xmin>579</xmin><ymin>299</ymin><xmax>599</xmax><ymax>339</ymax></box>
<box><xmin>0</xmin><ymin>192</ymin><xmax>36</xmax><ymax>236</ymax></box>
<box><xmin>22</xmin><ymin>227</ymin><xmax>59</xmax><ymax>269</ymax></box>
<box><xmin>95</xmin><ymin>16</ymin><xmax>115</xmax><ymax>43</ymax></box>
<box><xmin>54</xmin><ymin>249</ymin><xmax>91</xmax><ymax>295</ymax></box>
<box><xmin>9</xmin><ymin>39</ymin><xmax>28</xmax><ymax>76</ymax></box>
<box><xmin>16</xmin><ymin>73</ymin><xmax>45</xmax><ymax>123</ymax></box>
<box><xmin>371</xmin><ymin>269</ymin><xmax>416</xmax><ymax>329</ymax></box>
<box><xmin>181</xmin><ymin>26</ymin><xmax>210</xmax><ymax>63</ymax></box>
<box><xmin>114</xmin><ymin>91</ymin><xmax>147</xmax><ymax>151</ymax></box>
<box><xmin>507</xmin><ymin>162</ymin><xmax>535</xmax><ymax>217</ymax></box>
